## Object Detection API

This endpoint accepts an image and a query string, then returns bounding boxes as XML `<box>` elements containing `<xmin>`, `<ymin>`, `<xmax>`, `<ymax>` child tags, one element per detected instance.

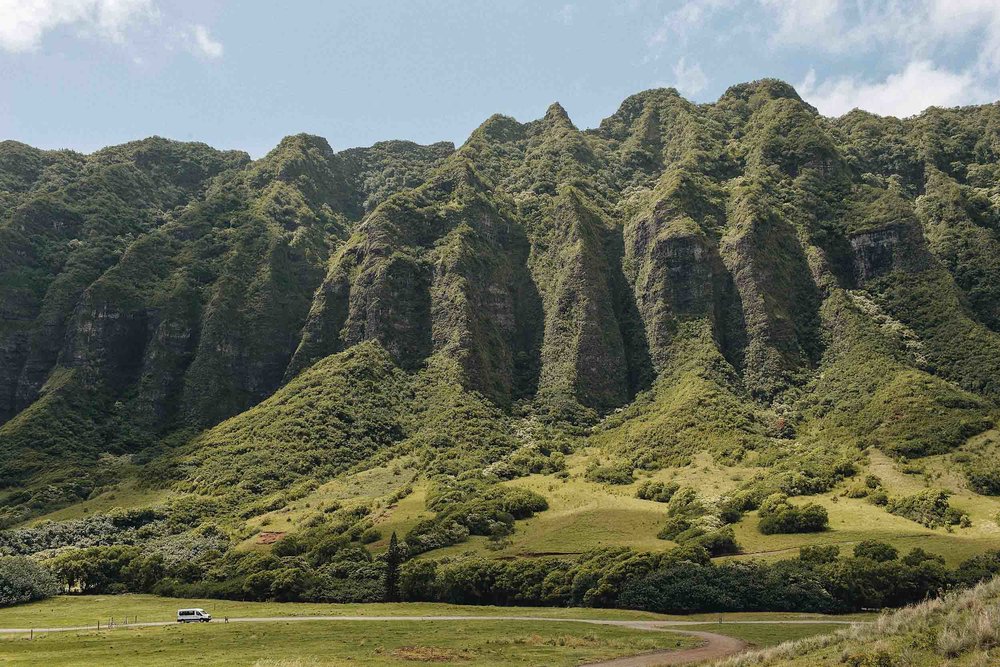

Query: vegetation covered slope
<box><xmin>2</xmin><ymin>82</ymin><xmax>1000</xmax><ymax>597</ymax></box>
<box><xmin>718</xmin><ymin>574</ymin><xmax>1000</xmax><ymax>666</ymax></box>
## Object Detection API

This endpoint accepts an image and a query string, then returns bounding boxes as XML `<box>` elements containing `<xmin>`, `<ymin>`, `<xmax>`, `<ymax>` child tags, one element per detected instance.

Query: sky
<box><xmin>0</xmin><ymin>0</ymin><xmax>997</xmax><ymax>158</ymax></box>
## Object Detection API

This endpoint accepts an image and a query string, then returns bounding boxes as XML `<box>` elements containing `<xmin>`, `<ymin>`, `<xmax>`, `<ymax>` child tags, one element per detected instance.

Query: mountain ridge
<box><xmin>1</xmin><ymin>81</ymin><xmax>999</xmax><ymax>582</ymax></box>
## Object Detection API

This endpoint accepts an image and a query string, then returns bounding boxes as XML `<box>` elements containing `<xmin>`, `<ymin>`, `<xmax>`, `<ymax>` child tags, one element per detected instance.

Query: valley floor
<box><xmin>0</xmin><ymin>595</ymin><xmax>865</xmax><ymax>666</ymax></box>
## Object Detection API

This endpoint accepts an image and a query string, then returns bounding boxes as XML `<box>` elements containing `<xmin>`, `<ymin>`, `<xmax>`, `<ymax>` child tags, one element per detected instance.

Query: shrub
<box><xmin>0</xmin><ymin>557</ymin><xmax>59</xmax><ymax>606</ymax></box>
<box><xmin>585</xmin><ymin>463</ymin><xmax>634</xmax><ymax>485</ymax></box>
<box><xmin>800</xmin><ymin>545</ymin><xmax>840</xmax><ymax>564</ymax></box>
<box><xmin>868</xmin><ymin>489</ymin><xmax>889</xmax><ymax>506</ymax></box>
<box><xmin>965</xmin><ymin>462</ymin><xmax>1000</xmax><ymax>496</ymax></box>
<box><xmin>886</xmin><ymin>489</ymin><xmax>963</xmax><ymax>528</ymax></box>
<box><xmin>636</xmin><ymin>480</ymin><xmax>679</xmax><ymax>502</ymax></box>
<box><xmin>404</xmin><ymin>485</ymin><xmax>548</xmax><ymax>555</ymax></box>
<box><xmin>757</xmin><ymin>494</ymin><xmax>829</xmax><ymax>534</ymax></box>
<box><xmin>690</xmin><ymin>526</ymin><xmax>740</xmax><ymax>556</ymax></box>
<box><xmin>854</xmin><ymin>540</ymin><xmax>898</xmax><ymax>562</ymax></box>
<box><xmin>359</xmin><ymin>528</ymin><xmax>381</xmax><ymax>544</ymax></box>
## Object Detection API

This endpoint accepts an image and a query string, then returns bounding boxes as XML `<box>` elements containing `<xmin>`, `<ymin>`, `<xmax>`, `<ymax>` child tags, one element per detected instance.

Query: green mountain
<box><xmin>2</xmin><ymin>82</ymin><xmax>999</xmax><ymax>603</ymax></box>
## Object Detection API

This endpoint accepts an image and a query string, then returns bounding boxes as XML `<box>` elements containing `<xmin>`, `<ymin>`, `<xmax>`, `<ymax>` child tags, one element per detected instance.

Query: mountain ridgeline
<box><xmin>2</xmin><ymin>80</ymin><xmax>1000</xmax><ymax>528</ymax></box>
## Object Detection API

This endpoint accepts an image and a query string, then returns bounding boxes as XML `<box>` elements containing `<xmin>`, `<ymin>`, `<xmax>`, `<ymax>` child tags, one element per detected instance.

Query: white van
<box><xmin>177</xmin><ymin>608</ymin><xmax>212</xmax><ymax>623</ymax></box>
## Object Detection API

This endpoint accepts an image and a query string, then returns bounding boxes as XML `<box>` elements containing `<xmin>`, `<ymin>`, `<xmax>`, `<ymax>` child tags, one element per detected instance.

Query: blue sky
<box><xmin>1</xmin><ymin>1</ymin><xmax>997</xmax><ymax>157</ymax></box>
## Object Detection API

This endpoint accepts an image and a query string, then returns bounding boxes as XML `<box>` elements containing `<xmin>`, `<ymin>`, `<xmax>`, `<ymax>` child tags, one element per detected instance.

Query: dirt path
<box><xmin>582</xmin><ymin>628</ymin><xmax>748</xmax><ymax>666</ymax></box>
<box><xmin>0</xmin><ymin>615</ymin><xmax>864</xmax><ymax>665</ymax></box>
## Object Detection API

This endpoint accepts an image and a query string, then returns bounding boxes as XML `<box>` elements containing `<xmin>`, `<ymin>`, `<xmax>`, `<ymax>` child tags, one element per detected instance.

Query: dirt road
<box><xmin>582</xmin><ymin>627</ymin><xmax>749</xmax><ymax>666</ymax></box>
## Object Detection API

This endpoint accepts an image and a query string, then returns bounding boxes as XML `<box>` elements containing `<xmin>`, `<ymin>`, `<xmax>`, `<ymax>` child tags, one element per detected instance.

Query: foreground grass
<box><xmin>706</xmin><ymin>623</ymin><xmax>850</xmax><ymax>648</ymax></box>
<box><xmin>714</xmin><ymin>576</ymin><xmax>1000</xmax><ymax>666</ymax></box>
<box><xmin>0</xmin><ymin>596</ymin><xmax>877</xmax><ymax>666</ymax></box>
<box><xmin>0</xmin><ymin>595</ymin><xmax>874</xmax><ymax>629</ymax></box>
<box><xmin>0</xmin><ymin>619</ymin><xmax>697</xmax><ymax>666</ymax></box>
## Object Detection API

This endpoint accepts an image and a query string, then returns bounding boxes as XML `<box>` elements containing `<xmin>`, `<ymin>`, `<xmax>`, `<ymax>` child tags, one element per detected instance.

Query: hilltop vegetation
<box><xmin>2</xmin><ymin>82</ymin><xmax>1000</xmax><ymax>615</ymax></box>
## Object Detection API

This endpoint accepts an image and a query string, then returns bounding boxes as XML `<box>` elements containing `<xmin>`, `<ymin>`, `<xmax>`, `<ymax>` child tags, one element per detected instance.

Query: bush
<box><xmin>886</xmin><ymin>489</ymin><xmax>963</xmax><ymax>528</ymax></box>
<box><xmin>585</xmin><ymin>463</ymin><xmax>634</xmax><ymax>485</ymax></box>
<box><xmin>636</xmin><ymin>480</ymin><xmax>679</xmax><ymax>502</ymax></box>
<box><xmin>690</xmin><ymin>526</ymin><xmax>740</xmax><ymax>556</ymax></box>
<box><xmin>0</xmin><ymin>557</ymin><xmax>59</xmax><ymax>606</ymax></box>
<box><xmin>854</xmin><ymin>540</ymin><xmax>898</xmax><ymax>562</ymax></box>
<box><xmin>359</xmin><ymin>528</ymin><xmax>381</xmax><ymax>544</ymax></box>
<box><xmin>965</xmin><ymin>462</ymin><xmax>1000</xmax><ymax>496</ymax></box>
<box><xmin>757</xmin><ymin>494</ymin><xmax>829</xmax><ymax>534</ymax></box>
<box><xmin>404</xmin><ymin>485</ymin><xmax>548</xmax><ymax>555</ymax></box>
<box><xmin>800</xmin><ymin>545</ymin><xmax>840</xmax><ymax>564</ymax></box>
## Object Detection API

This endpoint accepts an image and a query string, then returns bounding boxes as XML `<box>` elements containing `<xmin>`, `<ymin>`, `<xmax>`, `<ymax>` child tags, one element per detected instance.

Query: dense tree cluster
<box><xmin>756</xmin><ymin>493</ymin><xmax>829</xmax><ymax>534</ymax></box>
<box><xmin>399</xmin><ymin>543</ymin><xmax>1000</xmax><ymax>614</ymax></box>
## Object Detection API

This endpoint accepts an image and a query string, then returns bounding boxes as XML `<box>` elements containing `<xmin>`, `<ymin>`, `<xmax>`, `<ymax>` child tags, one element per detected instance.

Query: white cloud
<box><xmin>925</xmin><ymin>0</ymin><xmax>1000</xmax><ymax>75</ymax></box>
<box><xmin>649</xmin><ymin>0</ymin><xmax>737</xmax><ymax>48</ymax></box>
<box><xmin>760</xmin><ymin>0</ymin><xmax>842</xmax><ymax>50</ymax></box>
<box><xmin>798</xmin><ymin>60</ymin><xmax>989</xmax><ymax>118</ymax></box>
<box><xmin>186</xmin><ymin>23</ymin><xmax>222</xmax><ymax>58</ymax></box>
<box><xmin>760</xmin><ymin>1</ymin><xmax>1000</xmax><ymax>116</ymax></box>
<box><xmin>672</xmin><ymin>57</ymin><xmax>708</xmax><ymax>95</ymax></box>
<box><xmin>761</xmin><ymin>0</ymin><xmax>1000</xmax><ymax>71</ymax></box>
<box><xmin>0</xmin><ymin>0</ymin><xmax>158</xmax><ymax>52</ymax></box>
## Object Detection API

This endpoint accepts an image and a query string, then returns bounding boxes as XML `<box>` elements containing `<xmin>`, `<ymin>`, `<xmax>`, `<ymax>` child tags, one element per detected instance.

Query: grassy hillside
<box><xmin>717</xmin><ymin>575</ymin><xmax>1000</xmax><ymax>666</ymax></box>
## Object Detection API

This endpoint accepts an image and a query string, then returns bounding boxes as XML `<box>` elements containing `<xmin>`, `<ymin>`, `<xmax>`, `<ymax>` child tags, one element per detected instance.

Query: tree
<box><xmin>854</xmin><ymin>540</ymin><xmax>898</xmax><ymax>562</ymax></box>
<box><xmin>384</xmin><ymin>532</ymin><xmax>403</xmax><ymax>602</ymax></box>
<box><xmin>0</xmin><ymin>557</ymin><xmax>59</xmax><ymax>607</ymax></box>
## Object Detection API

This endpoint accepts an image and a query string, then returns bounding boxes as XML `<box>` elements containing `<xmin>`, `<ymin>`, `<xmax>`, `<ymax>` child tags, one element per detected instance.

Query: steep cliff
<box><xmin>2</xmin><ymin>82</ymin><xmax>1000</xmax><ymax>530</ymax></box>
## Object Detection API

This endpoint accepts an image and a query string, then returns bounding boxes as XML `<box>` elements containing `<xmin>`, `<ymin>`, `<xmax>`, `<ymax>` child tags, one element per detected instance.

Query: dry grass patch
<box><xmin>387</xmin><ymin>646</ymin><xmax>476</xmax><ymax>661</ymax></box>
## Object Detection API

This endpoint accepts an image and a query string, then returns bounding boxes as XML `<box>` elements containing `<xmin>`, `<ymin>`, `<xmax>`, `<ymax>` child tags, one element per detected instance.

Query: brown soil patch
<box><xmin>256</xmin><ymin>531</ymin><xmax>287</xmax><ymax>544</ymax></box>
<box><xmin>388</xmin><ymin>646</ymin><xmax>475</xmax><ymax>662</ymax></box>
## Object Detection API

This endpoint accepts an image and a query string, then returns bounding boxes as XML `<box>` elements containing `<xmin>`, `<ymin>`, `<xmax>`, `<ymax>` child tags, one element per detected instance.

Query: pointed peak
<box><xmin>544</xmin><ymin>101</ymin><xmax>571</xmax><ymax>123</ymax></box>
<box><xmin>269</xmin><ymin>133</ymin><xmax>335</xmax><ymax>158</ymax></box>
<box><xmin>467</xmin><ymin>113</ymin><xmax>525</xmax><ymax>144</ymax></box>
<box><xmin>718</xmin><ymin>79</ymin><xmax>815</xmax><ymax>114</ymax></box>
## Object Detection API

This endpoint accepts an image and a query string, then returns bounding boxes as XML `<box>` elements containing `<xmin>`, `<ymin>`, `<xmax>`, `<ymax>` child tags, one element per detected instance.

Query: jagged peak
<box><xmin>265</xmin><ymin>133</ymin><xmax>336</xmax><ymax>159</ymax></box>
<box><xmin>718</xmin><ymin>78</ymin><xmax>816</xmax><ymax>114</ymax></box>
<box><xmin>594</xmin><ymin>88</ymin><xmax>692</xmax><ymax>142</ymax></box>
<box><xmin>544</xmin><ymin>101</ymin><xmax>571</xmax><ymax>123</ymax></box>
<box><xmin>466</xmin><ymin>113</ymin><xmax>525</xmax><ymax>145</ymax></box>
<box><xmin>87</xmin><ymin>136</ymin><xmax>250</xmax><ymax>169</ymax></box>
<box><xmin>252</xmin><ymin>134</ymin><xmax>343</xmax><ymax>181</ymax></box>
<box><xmin>0</xmin><ymin>139</ymin><xmax>52</xmax><ymax>155</ymax></box>
<box><xmin>355</xmin><ymin>139</ymin><xmax>455</xmax><ymax>153</ymax></box>
<box><xmin>615</xmin><ymin>87</ymin><xmax>684</xmax><ymax>110</ymax></box>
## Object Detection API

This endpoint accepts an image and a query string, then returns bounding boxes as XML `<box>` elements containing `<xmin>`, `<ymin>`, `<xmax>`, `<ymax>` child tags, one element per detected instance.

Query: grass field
<box><xmin>0</xmin><ymin>595</ymin><xmax>876</xmax><ymax>628</ymax></box>
<box><xmin>704</xmin><ymin>623</ymin><xmax>850</xmax><ymax>648</ymax></box>
<box><xmin>0</xmin><ymin>595</ymin><xmax>869</xmax><ymax>666</ymax></box>
<box><xmin>0</xmin><ymin>619</ymin><xmax>697</xmax><ymax>666</ymax></box>
<box><xmin>0</xmin><ymin>621</ymin><xmax>852</xmax><ymax>666</ymax></box>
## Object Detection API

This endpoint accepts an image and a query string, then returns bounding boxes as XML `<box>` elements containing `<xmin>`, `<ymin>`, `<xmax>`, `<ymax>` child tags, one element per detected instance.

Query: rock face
<box><xmin>624</xmin><ymin>172</ymin><xmax>738</xmax><ymax>372</ymax></box>
<box><xmin>849</xmin><ymin>223</ymin><xmax>931</xmax><ymax>283</ymax></box>
<box><xmin>2</xmin><ymin>81</ymin><xmax>1000</xmax><ymax>516</ymax></box>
